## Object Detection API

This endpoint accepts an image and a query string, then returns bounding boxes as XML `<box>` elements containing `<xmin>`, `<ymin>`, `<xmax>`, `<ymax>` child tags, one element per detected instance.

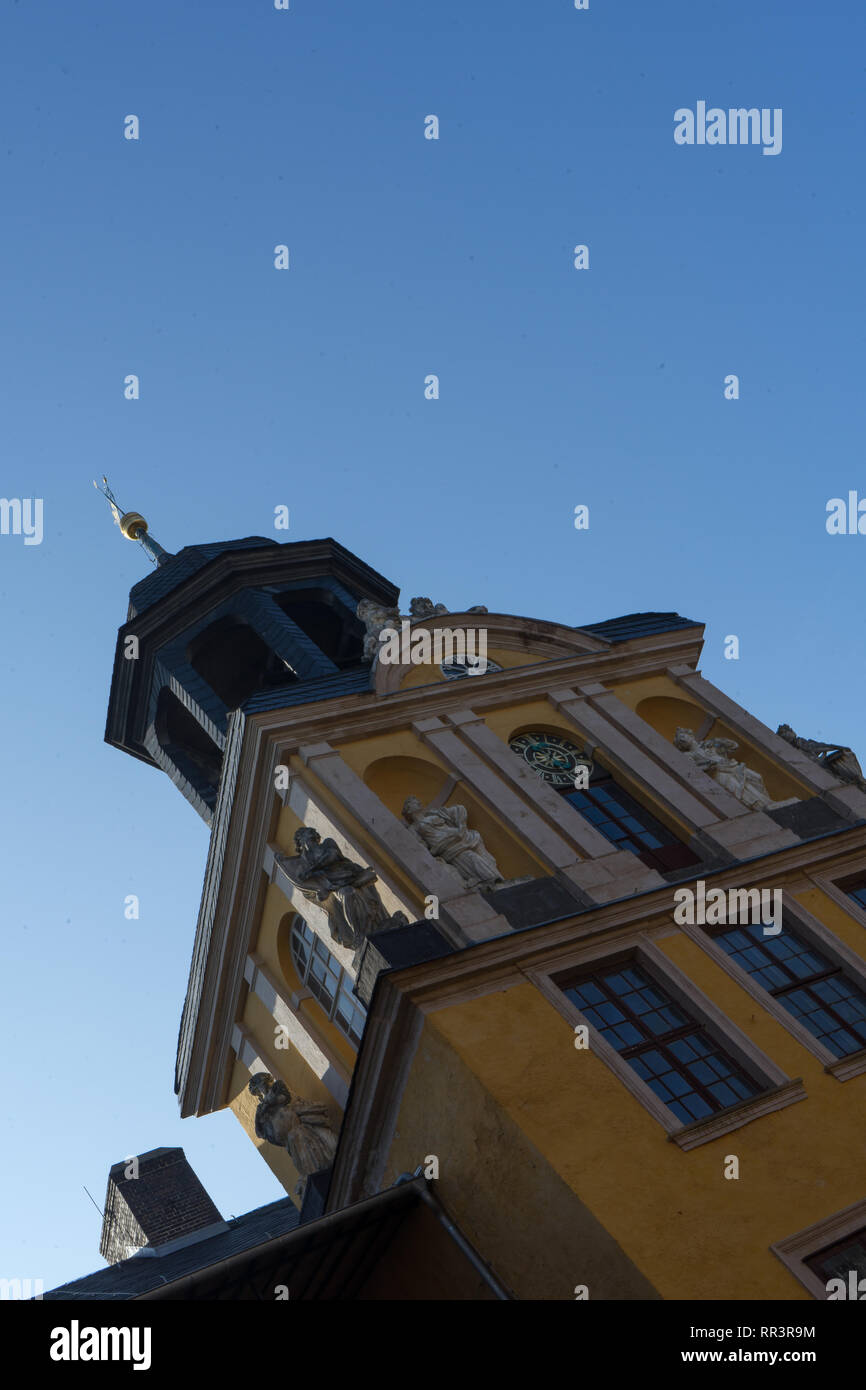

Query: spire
<box><xmin>93</xmin><ymin>476</ymin><xmax>172</xmax><ymax>567</ymax></box>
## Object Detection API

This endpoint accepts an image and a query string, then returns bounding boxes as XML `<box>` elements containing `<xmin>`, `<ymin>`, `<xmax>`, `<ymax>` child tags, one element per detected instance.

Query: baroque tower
<box><xmin>103</xmin><ymin>499</ymin><xmax>866</xmax><ymax>1300</ymax></box>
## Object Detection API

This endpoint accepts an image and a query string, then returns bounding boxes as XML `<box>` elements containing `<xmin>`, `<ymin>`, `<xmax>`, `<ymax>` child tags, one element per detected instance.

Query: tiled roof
<box><xmin>128</xmin><ymin>537</ymin><xmax>279</xmax><ymax>617</ymax></box>
<box><xmin>577</xmin><ymin>612</ymin><xmax>701</xmax><ymax>643</ymax></box>
<box><xmin>42</xmin><ymin>1197</ymin><xmax>299</xmax><ymax>1301</ymax></box>
<box><xmin>242</xmin><ymin>667</ymin><xmax>373</xmax><ymax>713</ymax></box>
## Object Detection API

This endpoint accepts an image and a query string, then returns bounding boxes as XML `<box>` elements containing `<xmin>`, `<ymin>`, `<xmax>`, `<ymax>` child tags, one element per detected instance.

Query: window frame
<box><xmin>290</xmin><ymin>917</ymin><xmax>367</xmax><ymax>1048</ymax></box>
<box><xmin>772</xmin><ymin>1197</ymin><xmax>866</xmax><ymax>1300</ymax></box>
<box><xmin>560</xmin><ymin>768</ymin><xmax>701</xmax><ymax>875</ymax></box>
<box><xmin>679</xmin><ymin>893</ymin><xmax>866</xmax><ymax>1080</ymax></box>
<box><xmin>560</xmin><ymin>957</ymin><xmax>763</xmax><ymax>1127</ymax></box>
<box><xmin>812</xmin><ymin>861</ymin><xmax>866</xmax><ymax>931</ymax></box>
<box><xmin>528</xmin><ymin>934</ymin><xmax>803</xmax><ymax>1150</ymax></box>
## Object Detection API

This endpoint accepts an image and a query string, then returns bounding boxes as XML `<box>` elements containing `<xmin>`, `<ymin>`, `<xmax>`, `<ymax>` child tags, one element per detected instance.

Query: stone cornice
<box><xmin>244</xmin><ymin>628</ymin><xmax>707</xmax><ymax>753</ymax></box>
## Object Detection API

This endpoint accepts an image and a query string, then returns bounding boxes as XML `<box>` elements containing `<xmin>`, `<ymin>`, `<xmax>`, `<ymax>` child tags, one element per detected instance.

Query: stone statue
<box><xmin>402</xmin><ymin>796</ymin><xmax>504</xmax><ymax>889</ymax></box>
<box><xmin>248</xmin><ymin>1073</ymin><xmax>338</xmax><ymax>1198</ymax></box>
<box><xmin>408</xmin><ymin>597</ymin><xmax>449</xmax><ymax>619</ymax></box>
<box><xmin>408</xmin><ymin>596</ymin><xmax>488</xmax><ymax>618</ymax></box>
<box><xmin>278</xmin><ymin>826</ymin><xmax>406</xmax><ymax>950</ymax></box>
<box><xmin>356</xmin><ymin>599</ymin><xmax>401</xmax><ymax>661</ymax></box>
<box><xmin>358</xmin><ymin>596</ymin><xmax>489</xmax><ymax>664</ymax></box>
<box><xmin>777</xmin><ymin>724</ymin><xmax>866</xmax><ymax>791</ymax></box>
<box><xmin>674</xmin><ymin>727</ymin><xmax>789</xmax><ymax>812</ymax></box>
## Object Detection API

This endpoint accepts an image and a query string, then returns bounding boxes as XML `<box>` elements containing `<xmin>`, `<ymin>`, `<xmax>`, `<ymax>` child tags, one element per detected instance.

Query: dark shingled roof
<box><xmin>42</xmin><ymin>1197</ymin><xmax>300</xmax><ymax>1301</ymax></box>
<box><xmin>128</xmin><ymin>536</ymin><xmax>279</xmax><ymax>618</ymax></box>
<box><xmin>241</xmin><ymin>666</ymin><xmax>373</xmax><ymax>714</ymax></box>
<box><xmin>576</xmin><ymin>612</ymin><xmax>701</xmax><ymax>643</ymax></box>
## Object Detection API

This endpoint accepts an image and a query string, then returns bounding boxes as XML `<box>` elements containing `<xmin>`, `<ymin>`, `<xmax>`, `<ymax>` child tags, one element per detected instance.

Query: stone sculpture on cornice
<box><xmin>777</xmin><ymin>724</ymin><xmax>866</xmax><ymax>791</ymax></box>
<box><xmin>279</xmin><ymin>826</ymin><xmax>407</xmax><ymax>950</ymax></box>
<box><xmin>402</xmin><ymin>796</ymin><xmax>504</xmax><ymax>890</ymax></box>
<box><xmin>248</xmin><ymin>1072</ymin><xmax>338</xmax><ymax>1198</ymax></box>
<box><xmin>674</xmin><ymin>727</ymin><xmax>792</xmax><ymax>812</ymax></box>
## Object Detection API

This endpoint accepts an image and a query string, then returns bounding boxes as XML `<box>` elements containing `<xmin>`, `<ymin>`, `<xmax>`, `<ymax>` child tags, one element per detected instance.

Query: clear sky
<box><xmin>1</xmin><ymin>0</ymin><xmax>864</xmax><ymax>1292</ymax></box>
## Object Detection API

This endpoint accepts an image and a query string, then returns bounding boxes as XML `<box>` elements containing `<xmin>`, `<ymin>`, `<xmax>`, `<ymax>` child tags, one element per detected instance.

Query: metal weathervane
<box><xmin>93</xmin><ymin>475</ymin><xmax>171</xmax><ymax>567</ymax></box>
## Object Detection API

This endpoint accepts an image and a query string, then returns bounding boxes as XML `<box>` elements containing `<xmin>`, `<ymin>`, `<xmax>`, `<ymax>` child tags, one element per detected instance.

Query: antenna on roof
<box><xmin>83</xmin><ymin>1185</ymin><xmax>104</xmax><ymax>1219</ymax></box>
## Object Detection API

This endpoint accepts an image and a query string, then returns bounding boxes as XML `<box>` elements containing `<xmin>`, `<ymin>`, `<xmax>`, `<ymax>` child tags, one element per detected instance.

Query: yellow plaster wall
<box><xmin>339</xmin><ymin>732</ymin><xmax>544</xmax><ymax>882</ymax></box>
<box><xmin>390</xmin><ymin>954</ymin><xmax>866</xmax><ymax>1300</ymax></box>
<box><xmin>382</xmin><ymin>1018</ymin><xmax>660</xmax><ymax>1301</ymax></box>
<box><xmin>610</xmin><ymin>674</ymin><xmax>698</xmax><ymax>716</ymax></box>
<box><xmin>397</xmin><ymin>647</ymin><xmax>534</xmax><ymax>691</ymax></box>
<box><xmin>793</xmin><ymin>885</ymin><xmax>866</xmax><ymax>963</ymax></box>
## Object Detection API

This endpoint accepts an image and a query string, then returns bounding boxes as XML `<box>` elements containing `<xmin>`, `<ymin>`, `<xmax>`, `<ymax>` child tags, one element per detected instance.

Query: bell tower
<box><xmin>99</xmin><ymin>482</ymin><xmax>399</xmax><ymax>822</ymax></box>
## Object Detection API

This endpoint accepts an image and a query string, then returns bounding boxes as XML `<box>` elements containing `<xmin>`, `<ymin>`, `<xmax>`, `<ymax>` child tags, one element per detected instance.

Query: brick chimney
<box><xmin>99</xmin><ymin>1148</ymin><xmax>226</xmax><ymax>1264</ymax></box>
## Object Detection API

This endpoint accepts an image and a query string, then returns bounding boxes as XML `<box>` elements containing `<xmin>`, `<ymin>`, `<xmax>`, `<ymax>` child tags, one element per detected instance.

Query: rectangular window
<box><xmin>710</xmin><ymin>919</ymin><xmax>866</xmax><ymax>1058</ymax></box>
<box><xmin>562</xmin><ymin>960</ymin><xmax>760</xmax><ymax>1126</ymax></box>
<box><xmin>839</xmin><ymin>874</ymin><xmax>866</xmax><ymax>912</ymax></box>
<box><xmin>562</xmin><ymin>773</ymin><xmax>699</xmax><ymax>874</ymax></box>
<box><xmin>805</xmin><ymin>1231</ymin><xmax>866</xmax><ymax>1285</ymax></box>
<box><xmin>772</xmin><ymin>1198</ymin><xmax>866</xmax><ymax>1298</ymax></box>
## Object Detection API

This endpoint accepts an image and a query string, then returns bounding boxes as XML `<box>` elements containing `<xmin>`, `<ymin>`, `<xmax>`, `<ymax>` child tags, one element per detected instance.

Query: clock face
<box><xmin>441</xmin><ymin>656</ymin><xmax>502</xmax><ymax>681</ymax></box>
<box><xmin>509</xmin><ymin>731</ymin><xmax>592</xmax><ymax>786</ymax></box>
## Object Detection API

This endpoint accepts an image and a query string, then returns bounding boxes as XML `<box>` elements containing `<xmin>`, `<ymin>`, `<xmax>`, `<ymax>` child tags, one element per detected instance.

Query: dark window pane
<box><xmin>564</xmin><ymin>961</ymin><xmax>760</xmax><ymax>1125</ymax></box>
<box><xmin>561</xmin><ymin>773</ymin><xmax>699</xmax><ymax>874</ymax></box>
<box><xmin>713</xmin><ymin>918</ymin><xmax>866</xmax><ymax>1058</ymax></box>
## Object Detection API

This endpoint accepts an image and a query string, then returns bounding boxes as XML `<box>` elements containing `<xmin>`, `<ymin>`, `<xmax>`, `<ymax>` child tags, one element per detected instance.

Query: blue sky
<box><xmin>1</xmin><ymin>0</ymin><xmax>864</xmax><ymax>1291</ymax></box>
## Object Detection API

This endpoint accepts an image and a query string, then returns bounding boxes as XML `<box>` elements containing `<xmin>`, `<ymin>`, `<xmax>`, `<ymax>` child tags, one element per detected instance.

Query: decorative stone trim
<box><xmin>231</xmin><ymin>1022</ymin><xmax>268</xmax><ymax>1075</ymax></box>
<box><xmin>526</xmin><ymin>935</ymin><xmax>795</xmax><ymax>1148</ymax></box>
<box><xmin>244</xmin><ymin>953</ymin><xmax>350</xmax><ymax>1106</ymax></box>
<box><xmin>572</xmin><ymin>682</ymin><xmax>747</xmax><ymax>821</ymax></box>
<box><xmin>825</xmin><ymin>1048</ymin><xmax>866</xmax><ymax>1082</ymax></box>
<box><xmin>411</xmin><ymin>715</ymin><xmax>589</xmax><ymax>872</ymax></box>
<box><xmin>440</xmin><ymin>708</ymin><xmax>627</xmax><ymax>859</ymax></box>
<box><xmin>372</xmin><ymin>611</ymin><xmax>607</xmax><ymax>695</ymax></box>
<box><xmin>811</xmin><ymin>864</ymin><xmax>866</xmax><ymax>931</ymax></box>
<box><xmin>548</xmin><ymin>687</ymin><xmax>722</xmax><ymax>830</ymax></box>
<box><xmin>771</xmin><ymin>1196</ymin><xmax>866</xmax><ymax>1299</ymax></box>
<box><xmin>666</xmin><ymin>1079</ymin><xmax>806</xmax><ymax>1151</ymax></box>
<box><xmin>547</xmin><ymin>686</ymin><xmax>801</xmax><ymax>866</ymax></box>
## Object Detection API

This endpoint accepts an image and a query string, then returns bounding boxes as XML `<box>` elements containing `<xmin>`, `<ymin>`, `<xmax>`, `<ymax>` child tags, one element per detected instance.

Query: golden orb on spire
<box><xmin>93</xmin><ymin>477</ymin><xmax>172</xmax><ymax>567</ymax></box>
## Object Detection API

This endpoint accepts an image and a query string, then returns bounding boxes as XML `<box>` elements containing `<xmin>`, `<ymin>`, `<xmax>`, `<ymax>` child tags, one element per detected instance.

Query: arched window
<box><xmin>508</xmin><ymin>730</ymin><xmax>699</xmax><ymax>875</ymax></box>
<box><xmin>290</xmin><ymin>918</ymin><xmax>367</xmax><ymax>1047</ymax></box>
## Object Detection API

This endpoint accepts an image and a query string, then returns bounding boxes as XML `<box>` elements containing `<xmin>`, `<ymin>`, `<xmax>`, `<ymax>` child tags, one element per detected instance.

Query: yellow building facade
<box><xmin>106</xmin><ymin>534</ymin><xmax>866</xmax><ymax>1300</ymax></box>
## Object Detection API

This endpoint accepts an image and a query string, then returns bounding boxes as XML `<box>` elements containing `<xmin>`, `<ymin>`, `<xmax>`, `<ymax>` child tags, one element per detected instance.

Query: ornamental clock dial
<box><xmin>509</xmin><ymin>731</ymin><xmax>593</xmax><ymax>787</ymax></box>
<box><xmin>441</xmin><ymin>656</ymin><xmax>502</xmax><ymax>681</ymax></box>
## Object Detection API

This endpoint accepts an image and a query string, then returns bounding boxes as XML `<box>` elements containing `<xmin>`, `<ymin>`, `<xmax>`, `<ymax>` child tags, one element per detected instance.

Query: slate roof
<box><xmin>42</xmin><ymin>1197</ymin><xmax>300</xmax><ymax>1301</ymax></box>
<box><xmin>241</xmin><ymin>667</ymin><xmax>373</xmax><ymax>714</ymax></box>
<box><xmin>577</xmin><ymin>612</ymin><xmax>701</xmax><ymax>643</ymax></box>
<box><xmin>127</xmin><ymin>537</ymin><xmax>278</xmax><ymax>617</ymax></box>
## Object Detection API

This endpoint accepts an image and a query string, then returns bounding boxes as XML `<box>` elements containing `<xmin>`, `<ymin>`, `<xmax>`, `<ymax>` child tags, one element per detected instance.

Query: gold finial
<box><xmin>93</xmin><ymin>476</ymin><xmax>171</xmax><ymax>566</ymax></box>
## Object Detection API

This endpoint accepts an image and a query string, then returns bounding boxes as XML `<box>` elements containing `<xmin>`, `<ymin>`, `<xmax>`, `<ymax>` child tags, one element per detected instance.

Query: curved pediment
<box><xmin>374</xmin><ymin>611</ymin><xmax>608</xmax><ymax>695</ymax></box>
